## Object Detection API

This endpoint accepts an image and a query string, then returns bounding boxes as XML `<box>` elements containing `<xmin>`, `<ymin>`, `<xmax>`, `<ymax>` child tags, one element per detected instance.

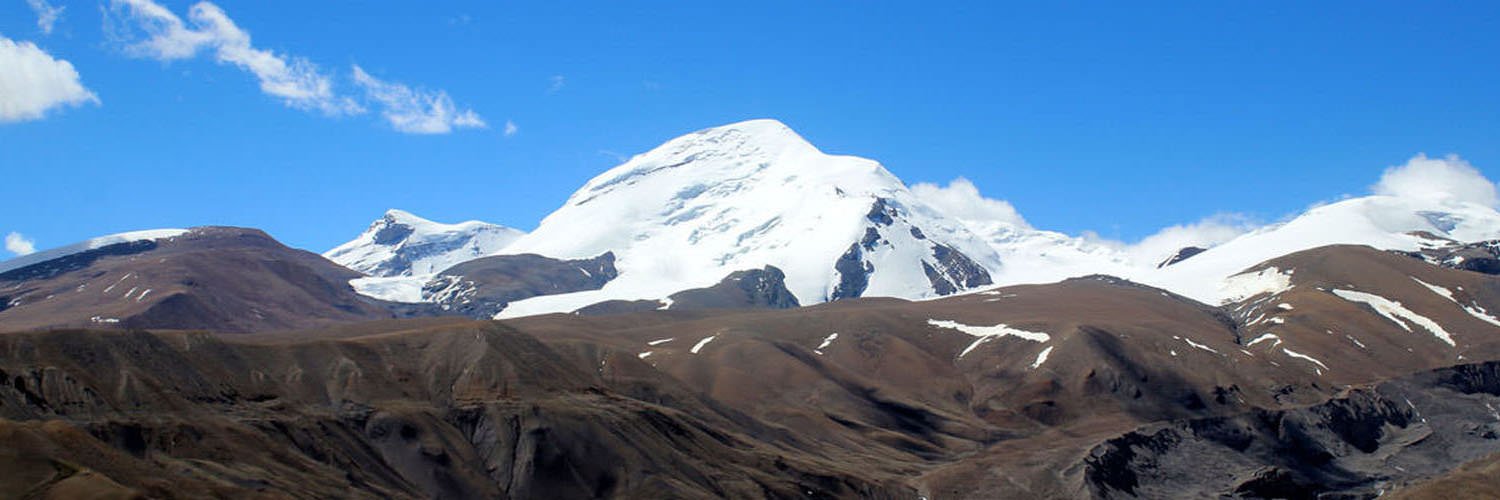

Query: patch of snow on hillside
<box><xmin>815</xmin><ymin>333</ymin><xmax>838</xmax><ymax>354</ymax></box>
<box><xmin>1332</xmin><ymin>289</ymin><xmax>1455</xmax><ymax>345</ymax></box>
<box><xmin>928</xmin><ymin>319</ymin><xmax>1050</xmax><ymax>359</ymax></box>
<box><xmin>1283</xmin><ymin>348</ymin><xmax>1328</xmax><ymax>374</ymax></box>
<box><xmin>1220</xmin><ymin>267</ymin><xmax>1294</xmax><ymax>303</ymax></box>
<box><xmin>1029</xmin><ymin>346</ymin><xmax>1053</xmax><ymax>369</ymax></box>
<box><xmin>1412</xmin><ymin>277</ymin><xmax>1500</xmax><ymax>328</ymax></box>
<box><xmin>1181</xmin><ymin>337</ymin><xmax>1219</xmax><ymax>354</ymax></box>
<box><xmin>349</xmin><ymin>276</ymin><xmax>426</xmax><ymax>303</ymax></box>
<box><xmin>1247</xmin><ymin>333</ymin><xmax>1280</xmax><ymax>347</ymax></box>
<box><xmin>690</xmin><ymin>334</ymin><xmax>718</xmax><ymax>354</ymax></box>
<box><xmin>927</xmin><ymin>319</ymin><xmax>1050</xmax><ymax>342</ymax></box>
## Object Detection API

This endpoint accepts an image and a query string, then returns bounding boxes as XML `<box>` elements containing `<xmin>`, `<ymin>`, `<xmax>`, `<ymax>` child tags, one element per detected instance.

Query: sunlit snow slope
<box><xmin>495</xmin><ymin>119</ymin><xmax>1001</xmax><ymax>317</ymax></box>
<box><xmin>1145</xmin><ymin>196</ymin><xmax>1500</xmax><ymax>303</ymax></box>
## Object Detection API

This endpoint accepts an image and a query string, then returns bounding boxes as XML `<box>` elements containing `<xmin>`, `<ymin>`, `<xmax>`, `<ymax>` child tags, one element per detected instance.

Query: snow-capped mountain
<box><xmin>956</xmin><ymin>219</ymin><xmax>1140</xmax><ymax>287</ymax></box>
<box><xmin>1144</xmin><ymin>195</ymin><xmax>1500</xmax><ymax>304</ymax></box>
<box><xmin>305</xmin><ymin>120</ymin><xmax>1500</xmax><ymax>319</ymax></box>
<box><xmin>325</xmin><ymin>209</ymin><xmax>524</xmax><ymax>278</ymax></box>
<box><xmin>493</xmin><ymin>119</ymin><xmax>1002</xmax><ymax>317</ymax></box>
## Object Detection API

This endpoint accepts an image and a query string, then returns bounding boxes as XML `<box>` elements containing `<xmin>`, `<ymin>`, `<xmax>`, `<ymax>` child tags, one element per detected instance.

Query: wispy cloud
<box><xmin>25</xmin><ymin>0</ymin><xmax>64</xmax><ymax>34</ymax></box>
<box><xmin>351</xmin><ymin>65</ymin><xmax>485</xmax><ymax>134</ymax></box>
<box><xmin>5</xmin><ymin>232</ymin><xmax>36</xmax><ymax>256</ymax></box>
<box><xmin>107</xmin><ymin>1</ymin><xmax>489</xmax><ymax>134</ymax></box>
<box><xmin>503</xmin><ymin>120</ymin><xmax>518</xmax><ymax>137</ymax></box>
<box><xmin>0</xmin><ymin>35</ymin><xmax>99</xmax><ymax>123</ymax></box>
<box><xmin>548</xmin><ymin>75</ymin><xmax>565</xmax><ymax>93</ymax></box>
<box><xmin>109</xmin><ymin>0</ymin><xmax>362</xmax><ymax>116</ymax></box>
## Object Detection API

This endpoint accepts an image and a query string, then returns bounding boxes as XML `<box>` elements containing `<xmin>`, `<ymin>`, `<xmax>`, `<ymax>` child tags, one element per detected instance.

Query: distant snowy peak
<box><xmin>1148</xmin><ymin>195</ymin><xmax>1500</xmax><ymax>304</ymax></box>
<box><xmin>496</xmin><ymin>119</ymin><xmax>1002</xmax><ymax>317</ymax></box>
<box><xmin>0</xmin><ymin>229</ymin><xmax>190</xmax><ymax>275</ymax></box>
<box><xmin>957</xmin><ymin>219</ymin><xmax>1139</xmax><ymax>287</ymax></box>
<box><xmin>325</xmin><ymin>209</ymin><xmax>523</xmax><ymax>278</ymax></box>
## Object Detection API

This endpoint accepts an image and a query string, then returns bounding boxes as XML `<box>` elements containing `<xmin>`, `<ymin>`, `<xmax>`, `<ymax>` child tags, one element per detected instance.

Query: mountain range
<box><xmin>4</xmin><ymin>119</ymin><xmax>1500</xmax><ymax>498</ymax></box>
<box><xmin>318</xmin><ymin>119</ymin><xmax>1500</xmax><ymax>316</ymax></box>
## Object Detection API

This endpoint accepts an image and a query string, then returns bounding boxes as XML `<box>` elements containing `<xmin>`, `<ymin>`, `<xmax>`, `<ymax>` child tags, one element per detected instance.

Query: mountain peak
<box><xmin>326</xmin><ymin>209</ymin><xmax>524</xmax><ymax>278</ymax></box>
<box><xmin>495</xmin><ymin>119</ymin><xmax>1002</xmax><ymax>317</ymax></box>
<box><xmin>382</xmin><ymin>208</ymin><xmax>427</xmax><ymax>224</ymax></box>
<box><xmin>687</xmin><ymin>118</ymin><xmax>806</xmax><ymax>149</ymax></box>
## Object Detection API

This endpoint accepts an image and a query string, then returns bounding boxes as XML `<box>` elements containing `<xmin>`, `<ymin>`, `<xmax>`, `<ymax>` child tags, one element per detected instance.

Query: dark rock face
<box><xmin>1401</xmin><ymin>240</ymin><xmax>1500</xmax><ymax>275</ymax></box>
<box><xmin>1156</xmin><ymin>246</ymin><xmax>1207</xmax><ymax>268</ymax></box>
<box><xmin>831</xmin><ymin>241</ymin><xmax>873</xmax><ymax>300</ymax></box>
<box><xmin>923</xmin><ymin>244</ymin><xmax>992</xmax><ymax>295</ymax></box>
<box><xmin>866</xmin><ymin>198</ymin><xmax>898</xmax><ymax>226</ymax></box>
<box><xmin>370</xmin><ymin>221</ymin><xmax>416</xmax><ymax>246</ymax></box>
<box><xmin>423</xmin><ymin>252</ymin><xmax>618</xmax><ymax>318</ymax></box>
<box><xmin>669</xmin><ymin>266</ymin><xmax>800</xmax><ymax>310</ymax></box>
<box><xmin>1085</xmin><ymin>361</ymin><xmax>1500</xmax><ymax>499</ymax></box>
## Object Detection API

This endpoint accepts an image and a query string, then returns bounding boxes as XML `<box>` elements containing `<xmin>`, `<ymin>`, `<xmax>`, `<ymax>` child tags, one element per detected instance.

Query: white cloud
<box><xmin>351</xmin><ymin>65</ymin><xmax>485</xmax><ymax>134</ymax></box>
<box><xmin>548</xmin><ymin>75</ymin><xmax>565</xmax><ymax>93</ymax></box>
<box><xmin>503</xmin><ymin>120</ymin><xmax>518</xmax><ymax>137</ymax></box>
<box><xmin>110</xmin><ymin>0</ymin><xmax>361</xmax><ymax>116</ymax></box>
<box><xmin>910</xmin><ymin>177</ymin><xmax>1030</xmax><ymax>228</ymax></box>
<box><xmin>1373</xmin><ymin>153</ymin><xmax>1498</xmax><ymax>207</ymax></box>
<box><xmin>5</xmin><ymin>232</ymin><xmax>36</xmax><ymax>256</ymax></box>
<box><xmin>0</xmin><ymin>35</ymin><xmax>98</xmax><ymax>123</ymax></box>
<box><xmin>26</xmin><ymin>0</ymin><xmax>64</xmax><ymax>34</ymax></box>
<box><xmin>1116</xmin><ymin>214</ymin><xmax>1256</xmax><ymax>266</ymax></box>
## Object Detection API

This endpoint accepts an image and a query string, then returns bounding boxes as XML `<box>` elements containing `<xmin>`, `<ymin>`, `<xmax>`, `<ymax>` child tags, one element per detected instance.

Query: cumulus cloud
<box><xmin>26</xmin><ymin>0</ymin><xmax>64</xmax><ymax>34</ymax></box>
<box><xmin>1115</xmin><ymin>214</ymin><xmax>1256</xmax><ymax>266</ymax></box>
<box><xmin>109</xmin><ymin>0</ymin><xmax>361</xmax><ymax>116</ymax></box>
<box><xmin>1373</xmin><ymin>153</ymin><xmax>1498</xmax><ymax>207</ymax></box>
<box><xmin>5</xmin><ymin>232</ymin><xmax>36</xmax><ymax>256</ymax></box>
<box><xmin>910</xmin><ymin>178</ymin><xmax>1030</xmax><ymax>228</ymax></box>
<box><xmin>0</xmin><ymin>35</ymin><xmax>99</xmax><ymax>123</ymax></box>
<box><xmin>351</xmin><ymin>65</ymin><xmax>485</xmax><ymax>134</ymax></box>
<box><xmin>503</xmin><ymin>119</ymin><xmax>518</xmax><ymax>137</ymax></box>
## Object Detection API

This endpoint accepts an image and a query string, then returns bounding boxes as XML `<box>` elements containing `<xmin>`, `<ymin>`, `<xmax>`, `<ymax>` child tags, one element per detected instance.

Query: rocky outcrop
<box><xmin>1156</xmin><ymin>246</ymin><xmax>1206</xmax><ymax>268</ymax></box>
<box><xmin>1085</xmin><ymin>360</ymin><xmax>1500</xmax><ymax>499</ymax></box>
<box><xmin>423</xmin><ymin>252</ymin><xmax>618</xmax><ymax>318</ymax></box>
<box><xmin>1399</xmin><ymin>239</ymin><xmax>1500</xmax><ymax>275</ymax></box>
<box><xmin>923</xmin><ymin>243</ymin><xmax>992</xmax><ymax>295</ymax></box>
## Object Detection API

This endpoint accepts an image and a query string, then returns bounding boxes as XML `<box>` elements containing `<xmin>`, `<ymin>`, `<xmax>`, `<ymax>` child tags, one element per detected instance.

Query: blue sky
<box><xmin>2</xmin><ymin>1</ymin><xmax>1498</xmax><ymax>254</ymax></box>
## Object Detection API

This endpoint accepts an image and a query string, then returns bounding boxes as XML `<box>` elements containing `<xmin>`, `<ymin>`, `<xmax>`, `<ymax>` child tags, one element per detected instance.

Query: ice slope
<box><xmin>495</xmin><ymin>119</ymin><xmax>1001</xmax><ymax>317</ymax></box>
<box><xmin>958</xmin><ymin>219</ymin><xmax>1140</xmax><ymax>287</ymax></box>
<box><xmin>1146</xmin><ymin>196</ymin><xmax>1500</xmax><ymax>304</ymax></box>
<box><xmin>0</xmin><ymin>229</ymin><xmax>190</xmax><ymax>275</ymax></box>
<box><xmin>325</xmin><ymin>209</ymin><xmax>523</xmax><ymax>278</ymax></box>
